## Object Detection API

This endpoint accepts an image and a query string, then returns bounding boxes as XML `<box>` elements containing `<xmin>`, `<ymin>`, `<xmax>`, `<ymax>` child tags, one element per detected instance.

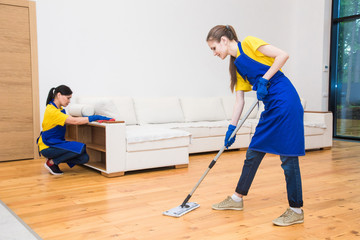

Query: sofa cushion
<box><xmin>127</xmin><ymin>136</ymin><xmax>190</xmax><ymax>152</ymax></box>
<box><xmin>256</xmin><ymin>101</ymin><xmax>265</xmax><ymax>119</ymax></box>
<box><xmin>304</xmin><ymin>121</ymin><xmax>326</xmax><ymax>136</ymax></box>
<box><xmin>146</xmin><ymin>121</ymin><xmax>251</xmax><ymax>138</ymax></box>
<box><xmin>247</xmin><ymin>118</ymin><xmax>326</xmax><ymax>136</ymax></box>
<box><xmin>304</xmin><ymin>126</ymin><xmax>325</xmax><ymax>136</ymax></box>
<box><xmin>300</xmin><ymin>98</ymin><xmax>306</xmax><ymax>110</ymax></box>
<box><xmin>180</xmin><ymin>97</ymin><xmax>226</xmax><ymax>122</ymax></box>
<box><xmin>208</xmin><ymin>125</ymin><xmax>251</xmax><ymax>137</ymax></box>
<box><xmin>126</xmin><ymin>126</ymin><xmax>191</xmax><ymax>143</ymax></box>
<box><xmin>76</xmin><ymin>96</ymin><xmax>120</xmax><ymax>118</ymax></box>
<box><xmin>66</xmin><ymin>104</ymin><xmax>95</xmax><ymax>117</ymax></box>
<box><xmin>256</xmin><ymin>98</ymin><xmax>307</xmax><ymax>119</ymax></box>
<box><xmin>76</xmin><ymin>96</ymin><xmax>138</xmax><ymax>125</ymax></box>
<box><xmin>222</xmin><ymin>96</ymin><xmax>258</xmax><ymax>120</ymax></box>
<box><xmin>133</xmin><ymin>97</ymin><xmax>185</xmax><ymax>125</ymax></box>
<box><xmin>126</xmin><ymin>126</ymin><xmax>191</xmax><ymax>152</ymax></box>
<box><xmin>109</xmin><ymin>96</ymin><xmax>138</xmax><ymax>125</ymax></box>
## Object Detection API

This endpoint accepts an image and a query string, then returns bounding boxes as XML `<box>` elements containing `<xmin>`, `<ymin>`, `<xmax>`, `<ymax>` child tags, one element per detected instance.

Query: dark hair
<box><xmin>46</xmin><ymin>85</ymin><xmax>73</xmax><ymax>105</ymax></box>
<box><xmin>206</xmin><ymin>25</ymin><xmax>239</xmax><ymax>92</ymax></box>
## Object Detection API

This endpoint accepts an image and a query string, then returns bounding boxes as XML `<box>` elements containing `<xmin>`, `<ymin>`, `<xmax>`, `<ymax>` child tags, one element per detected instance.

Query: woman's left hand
<box><xmin>224</xmin><ymin>124</ymin><xmax>237</xmax><ymax>148</ymax></box>
<box><xmin>88</xmin><ymin>115</ymin><xmax>112</xmax><ymax>122</ymax></box>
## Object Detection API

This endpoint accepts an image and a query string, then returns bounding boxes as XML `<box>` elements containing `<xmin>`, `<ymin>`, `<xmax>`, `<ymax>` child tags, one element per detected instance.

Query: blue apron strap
<box><xmin>36</xmin><ymin>132</ymin><xmax>42</xmax><ymax>157</ymax></box>
<box><xmin>50</xmin><ymin>101</ymin><xmax>57</xmax><ymax>108</ymax></box>
<box><xmin>50</xmin><ymin>101</ymin><xmax>67</xmax><ymax>114</ymax></box>
<box><xmin>238</xmin><ymin>41</ymin><xmax>244</xmax><ymax>55</ymax></box>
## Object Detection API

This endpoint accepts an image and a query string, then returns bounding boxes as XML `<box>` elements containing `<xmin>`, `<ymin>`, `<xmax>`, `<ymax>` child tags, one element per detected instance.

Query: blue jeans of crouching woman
<box><xmin>41</xmin><ymin>147</ymin><xmax>89</xmax><ymax>167</ymax></box>
<box><xmin>235</xmin><ymin>149</ymin><xmax>303</xmax><ymax>208</ymax></box>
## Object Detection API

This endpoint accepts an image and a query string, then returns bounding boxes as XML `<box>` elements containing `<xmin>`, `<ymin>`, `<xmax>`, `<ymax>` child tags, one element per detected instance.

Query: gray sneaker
<box><xmin>272</xmin><ymin>208</ymin><xmax>304</xmax><ymax>226</ymax></box>
<box><xmin>212</xmin><ymin>196</ymin><xmax>243</xmax><ymax>210</ymax></box>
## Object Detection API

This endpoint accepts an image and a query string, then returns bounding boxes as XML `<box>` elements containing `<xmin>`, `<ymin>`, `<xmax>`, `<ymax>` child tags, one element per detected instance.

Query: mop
<box><xmin>163</xmin><ymin>99</ymin><xmax>259</xmax><ymax>217</ymax></box>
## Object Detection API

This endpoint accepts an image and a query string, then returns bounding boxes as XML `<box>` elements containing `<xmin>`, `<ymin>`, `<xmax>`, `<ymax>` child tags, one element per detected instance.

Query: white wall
<box><xmin>35</xmin><ymin>0</ymin><xmax>332</xmax><ymax>123</ymax></box>
<box><xmin>290</xmin><ymin>0</ymin><xmax>332</xmax><ymax>111</ymax></box>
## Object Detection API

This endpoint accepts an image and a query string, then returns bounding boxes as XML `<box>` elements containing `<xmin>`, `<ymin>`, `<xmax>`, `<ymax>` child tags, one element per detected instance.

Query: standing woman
<box><xmin>206</xmin><ymin>25</ymin><xmax>305</xmax><ymax>226</ymax></box>
<box><xmin>38</xmin><ymin>85</ymin><xmax>111</xmax><ymax>175</ymax></box>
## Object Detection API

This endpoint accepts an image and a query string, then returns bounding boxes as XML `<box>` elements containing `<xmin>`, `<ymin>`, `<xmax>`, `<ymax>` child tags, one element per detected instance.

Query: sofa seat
<box><xmin>124</xmin><ymin>125</ymin><xmax>191</xmax><ymax>172</ymax></box>
<box><xmin>303</xmin><ymin>111</ymin><xmax>332</xmax><ymax>149</ymax></box>
<box><xmin>143</xmin><ymin>121</ymin><xmax>252</xmax><ymax>153</ymax></box>
<box><xmin>246</xmin><ymin>111</ymin><xmax>331</xmax><ymax>150</ymax></box>
<box><xmin>246</xmin><ymin>119</ymin><xmax>327</xmax><ymax>136</ymax></box>
<box><xmin>144</xmin><ymin>120</ymin><xmax>251</xmax><ymax>138</ymax></box>
<box><xmin>67</xmin><ymin>95</ymin><xmax>333</xmax><ymax>176</ymax></box>
<box><xmin>126</xmin><ymin>126</ymin><xmax>191</xmax><ymax>152</ymax></box>
<box><xmin>304</xmin><ymin>123</ymin><xmax>326</xmax><ymax>136</ymax></box>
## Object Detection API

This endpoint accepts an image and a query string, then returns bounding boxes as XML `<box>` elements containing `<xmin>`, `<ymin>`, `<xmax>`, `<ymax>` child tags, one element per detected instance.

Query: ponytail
<box><xmin>229</xmin><ymin>56</ymin><xmax>237</xmax><ymax>92</ymax></box>
<box><xmin>46</xmin><ymin>88</ymin><xmax>56</xmax><ymax>105</ymax></box>
<box><xmin>206</xmin><ymin>25</ymin><xmax>239</xmax><ymax>92</ymax></box>
<box><xmin>45</xmin><ymin>85</ymin><xmax>73</xmax><ymax>105</ymax></box>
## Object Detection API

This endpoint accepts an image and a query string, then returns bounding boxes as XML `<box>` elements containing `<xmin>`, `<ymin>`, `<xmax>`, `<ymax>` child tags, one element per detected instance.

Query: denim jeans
<box><xmin>235</xmin><ymin>149</ymin><xmax>303</xmax><ymax>208</ymax></box>
<box><xmin>41</xmin><ymin>147</ymin><xmax>89</xmax><ymax>167</ymax></box>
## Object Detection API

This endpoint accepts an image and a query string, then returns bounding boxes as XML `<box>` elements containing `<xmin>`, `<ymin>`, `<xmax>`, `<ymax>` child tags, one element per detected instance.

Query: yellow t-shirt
<box><xmin>235</xmin><ymin>36</ymin><xmax>276</xmax><ymax>92</ymax></box>
<box><xmin>38</xmin><ymin>104</ymin><xmax>69</xmax><ymax>152</ymax></box>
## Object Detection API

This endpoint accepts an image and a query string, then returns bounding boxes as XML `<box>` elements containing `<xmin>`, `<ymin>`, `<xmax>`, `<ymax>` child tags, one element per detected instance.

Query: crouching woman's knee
<box><xmin>78</xmin><ymin>152</ymin><xmax>89</xmax><ymax>164</ymax></box>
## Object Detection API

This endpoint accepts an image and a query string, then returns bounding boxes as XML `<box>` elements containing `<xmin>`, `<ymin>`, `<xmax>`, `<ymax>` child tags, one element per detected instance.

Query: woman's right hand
<box><xmin>256</xmin><ymin>77</ymin><xmax>269</xmax><ymax>101</ymax></box>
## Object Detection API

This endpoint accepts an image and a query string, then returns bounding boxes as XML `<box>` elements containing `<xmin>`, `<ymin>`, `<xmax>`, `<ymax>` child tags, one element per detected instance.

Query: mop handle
<box><xmin>229</xmin><ymin>100</ymin><xmax>259</xmax><ymax>139</ymax></box>
<box><xmin>181</xmin><ymin>99</ymin><xmax>259</xmax><ymax>207</ymax></box>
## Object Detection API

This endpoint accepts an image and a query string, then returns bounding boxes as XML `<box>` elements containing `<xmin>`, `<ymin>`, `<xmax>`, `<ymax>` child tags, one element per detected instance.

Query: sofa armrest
<box><xmin>304</xmin><ymin>111</ymin><xmax>332</xmax><ymax>113</ymax></box>
<box><xmin>304</xmin><ymin>111</ymin><xmax>333</xmax><ymax>148</ymax></box>
<box><xmin>104</xmin><ymin>122</ymin><xmax>127</xmax><ymax>172</ymax></box>
<box><xmin>304</xmin><ymin>111</ymin><xmax>332</xmax><ymax>123</ymax></box>
<box><xmin>86</xmin><ymin>122</ymin><xmax>127</xmax><ymax>174</ymax></box>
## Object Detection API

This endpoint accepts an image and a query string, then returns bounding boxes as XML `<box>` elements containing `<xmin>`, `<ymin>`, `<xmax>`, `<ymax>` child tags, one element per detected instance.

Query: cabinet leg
<box><xmin>175</xmin><ymin>164</ymin><xmax>188</xmax><ymax>169</ymax></box>
<box><xmin>101</xmin><ymin>171</ymin><xmax>125</xmax><ymax>177</ymax></box>
<box><xmin>321</xmin><ymin>147</ymin><xmax>332</xmax><ymax>150</ymax></box>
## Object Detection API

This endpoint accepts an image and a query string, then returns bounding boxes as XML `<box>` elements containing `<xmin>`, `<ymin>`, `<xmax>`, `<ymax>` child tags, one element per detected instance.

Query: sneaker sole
<box><xmin>272</xmin><ymin>219</ymin><xmax>304</xmax><ymax>226</ymax></box>
<box><xmin>212</xmin><ymin>206</ymin><xmax>243</xmax><ymax>211</ymax></box>
<box><xmin>44</xmin><ymin>163</ymin><xmax>63</xmax><ymax>175</ymax></box>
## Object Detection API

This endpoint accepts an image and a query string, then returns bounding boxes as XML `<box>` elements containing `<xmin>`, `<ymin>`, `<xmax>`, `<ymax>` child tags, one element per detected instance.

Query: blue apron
<box><xmin>38</xmin><ymin>102</ymin><xmax>85</xmax><ymax>164</ymax></box>
<box><xmin>235</xmin><ymin>42</ymin><xmax>305</xmax><ymax>156</ymax></box>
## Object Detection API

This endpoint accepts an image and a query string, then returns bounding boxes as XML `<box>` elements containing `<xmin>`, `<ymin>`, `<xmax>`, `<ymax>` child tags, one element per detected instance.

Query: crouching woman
<box><xmin>38</xmin><ymin>85</ymin><xmax>111</xmax><ymax>175</ymax></box>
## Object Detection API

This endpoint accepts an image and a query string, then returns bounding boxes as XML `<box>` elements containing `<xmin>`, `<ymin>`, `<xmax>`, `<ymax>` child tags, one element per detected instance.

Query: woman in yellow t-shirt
<box><xmin>206</xmin><ymin>25</ymin><xmax>304</xmax><ymax>226</ymax></box>
<box><xmin>38</xmin><ymin>85</ymin><xmax>111</xmax><ymax>175</ymax></box>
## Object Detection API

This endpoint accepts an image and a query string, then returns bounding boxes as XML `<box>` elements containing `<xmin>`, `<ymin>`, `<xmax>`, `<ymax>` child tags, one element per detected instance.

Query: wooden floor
<box><xmin>0</xmin><ymin>140</ymin><xmax>360</xmax><ymax>240</ymax></box>
<box><xmin>337</xmin><ymin>119</ymin><xmax>360</xmax><ymax>138</ymax></box>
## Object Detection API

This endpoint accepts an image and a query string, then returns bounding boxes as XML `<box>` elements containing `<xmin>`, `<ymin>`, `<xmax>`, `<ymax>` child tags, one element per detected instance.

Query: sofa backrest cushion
<box><xmin>66</xmin><ymin>104</ymin><xmax>95</xmax><ymax>117</ymax></box>
<box><xmin>133</xmin><ymin>97</ymin><xmax>185</xmax><ymax>124</ymax></box>
<box><xmin>300</xmin><ymin>98</ymin><xmax>306</xmax><ymax>110</ymax></box>
<box><xmin>222</xmin><ymin>96</ymin><xmax>258</xmax><ymax>120</ymax></box>
<box><xmin>109</xmin><ymin>97</ymin><xmax>138</xmax><ymax>125</ymax></box>
<box><xmin>76</xmin><ymin>96</ymin><xmax>138</xmax><ymax>125</ymax></box>
<box><xmin>180</xmin><ymin>97</ymin><xmax>226</xmax><ymax>122</ymax></box>
<box><xmin>256</xmin><ymin>97</ymin><xmax>307</xmax><ymax>118</ymax></box>
<box><xmin>256</xmin><ymin>101</ymin><xmax>265</xmax><ymax>119</ymax></box>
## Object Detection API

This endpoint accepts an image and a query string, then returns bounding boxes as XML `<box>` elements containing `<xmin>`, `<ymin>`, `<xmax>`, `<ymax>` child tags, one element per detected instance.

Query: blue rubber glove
<box><xmin>88</xmin><ymin>115</ymin><xmax>112</xmax><ymax>122</ymax></box>
<box><xmin>224</xmin><ymin>124</ymin><xmax>236</xmax><ymax>149</ymax></box>
<box><xmin>256</xmin><ymin>77</ymin><xmax>269</xmax><ymax>101</ymax></box>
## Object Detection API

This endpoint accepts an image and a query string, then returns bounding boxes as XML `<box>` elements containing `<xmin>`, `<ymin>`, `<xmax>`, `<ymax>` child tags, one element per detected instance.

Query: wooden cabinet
<box><xmin>0</xmin><ymin>0</ymin><xmax>40</xmax><ymax>161</ymax></box>
<box><xmin>66</xmin><ymin>122</ymin><xmax>127</xmax><ymax>177</ymax></box>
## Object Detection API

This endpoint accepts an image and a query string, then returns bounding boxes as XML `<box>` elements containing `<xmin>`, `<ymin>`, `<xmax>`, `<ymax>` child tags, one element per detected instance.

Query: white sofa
<box><xmin>67</xmin><ymin>95</ymin><xmax>333</xmax><ymax>175</ymax></box>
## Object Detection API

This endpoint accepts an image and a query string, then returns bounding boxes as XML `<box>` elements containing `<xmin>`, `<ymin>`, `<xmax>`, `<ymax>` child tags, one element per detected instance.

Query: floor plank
<box><xmin>0</xmin><ymin>140</ymin><xmax>359</xmax><ymax>239</ymax></box>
